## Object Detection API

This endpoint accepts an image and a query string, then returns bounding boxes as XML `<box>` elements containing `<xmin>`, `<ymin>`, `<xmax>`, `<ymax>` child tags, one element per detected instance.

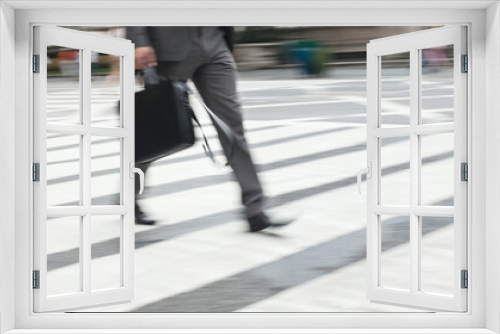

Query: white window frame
<box><xmin>366</xmin><ymin>26</ymin><xmax>468</xmax><ymax>312</ymax></box>
<box><xmin>0</xmin><ymin>1</ymin><xmax>497</xmax><ymax>333</ymax></box>
<box><xmin>33</xmin><ymin>25</ymin><xmax>136</xmax><ymax>313</ymax></box>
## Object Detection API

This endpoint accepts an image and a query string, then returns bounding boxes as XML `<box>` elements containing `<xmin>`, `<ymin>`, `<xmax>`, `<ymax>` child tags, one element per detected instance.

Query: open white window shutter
<box><xmin>33</xmin><ymin>25</ymin><xmax>135</xmax><ymax>312</ymax></box>
<box><xmin>364</xmin><ymin>26</ymin><xmax>467</xmax><ymax>312</ymax></box>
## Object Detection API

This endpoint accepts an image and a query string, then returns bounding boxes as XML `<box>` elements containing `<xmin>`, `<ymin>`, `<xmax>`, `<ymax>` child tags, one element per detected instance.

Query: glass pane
<box><xmin>380</xmin><ymin>215</ymin><xmax>410</xmax><ymax>291</ymax></box>
<box><xmin>47</xmin><ymin>46</ymin><xmax>81</xmax><ymax>124</ymax></box>
<box><xmin>420</xmin><ymin>133</ymin><xmax>454</xmax><ymax>206</ymax></box>
<box><xmin>380</xmin><ymin>52</ymin><xmax>410</xmax><ymax>127</ymax></box>
<box><xmin>46</xmin><ymin>133</ymin><xmax>81</xmax><ymax>206</ymax></box>
<box><xmin>47</xmin><ymin>216</ymin><xmax>81</xmax><ymax>296</ymax></box>
<box><xmin>91</xmin><ymin>137</ymin><xmax>121</xmax><ymax>206</ymax></box>
<box><xmin>421</xmin><ymin>45</ymin><xmax>454</xmax><ymax>124</ymax></box>
<box><xmin>380</xmin><ymin>137</ymin><xmax>410</xmax><ymax>206</ymax></box>
<box><xmin>91</xmin><ymin>53</ymin><xmax>121</xmax><ymax>127</ymax></box>
<box><xmin>420</xmin><ymin>216</ymin><xmax>454</xmax><ymax>296</ymax></box>
<box><xmin>91</xmin><ymin>215</ymin><xmax>122</xmax><ymax>291</ymax></box>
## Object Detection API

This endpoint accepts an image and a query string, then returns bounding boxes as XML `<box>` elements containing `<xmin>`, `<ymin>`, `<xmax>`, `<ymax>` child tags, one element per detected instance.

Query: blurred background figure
<box><xmin>56</xmin><ymin>49</ymin><xmax>79</xmax><ymax>78</ymax></box>
<box><xmin>287</xmin><ymin>40</ymin><xmax>329</xmax><ymax>76</ymax></box>
<box><xmin>422</xmin><ymin>46</ymin><xmax>451</xmax><ymax>72</ymax></box>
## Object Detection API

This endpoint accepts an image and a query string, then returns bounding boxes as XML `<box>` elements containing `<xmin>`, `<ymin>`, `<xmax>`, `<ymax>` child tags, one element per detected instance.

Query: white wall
<box><xmin>485</xmin><ymin>2</ymin><xmax>500</xmax><ymax>333</ymax></box>
<box><xmin>0</xmin><ymin>2</ymin><xmax>16</xmax><ymax>333</ymax></box>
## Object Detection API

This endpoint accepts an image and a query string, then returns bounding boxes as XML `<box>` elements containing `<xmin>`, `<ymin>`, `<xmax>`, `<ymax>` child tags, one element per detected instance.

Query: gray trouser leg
<box><xmin>156</xmin><ymin>45</ymin><xmax>265</xmax><ymax>218</ymax></box>
<box><xmin>191</xmin><ymin>54</ymin><xmax>264</xmax><ymax>218</ymax></box>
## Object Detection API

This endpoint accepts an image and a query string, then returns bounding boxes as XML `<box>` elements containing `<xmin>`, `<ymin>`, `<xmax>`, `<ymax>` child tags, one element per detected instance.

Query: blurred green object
<box><xmin>313</xmin><ymin>46</ymin><xmax>329</xmax><ymax>76</ymax></box>
<box><xmin>286</xmin><ymin>40</ymin><xmax>329</xmax><ymax>76</ymax></box>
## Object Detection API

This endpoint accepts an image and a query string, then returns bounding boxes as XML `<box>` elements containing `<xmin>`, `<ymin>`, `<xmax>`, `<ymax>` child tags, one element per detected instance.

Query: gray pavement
<box><xmin>45</xmin><ymin>67</ymin><xmax>456</xmax><ymax>313</ymax></box>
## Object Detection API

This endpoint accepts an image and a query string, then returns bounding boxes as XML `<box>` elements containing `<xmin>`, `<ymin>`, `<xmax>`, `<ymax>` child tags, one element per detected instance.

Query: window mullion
<box><xmin>410</xmin><ymin>47</ymin><xmax>420</xmax><ymax>295</ymax></box>
<box><xmin>47</xmin><ymin>123</ymin><xmax>89</xmax><ymax>135</ymax></box>
<box><xmin>82</xmin><ymin>48</ymin><xmax>91</xmax><ymax>295</ymax></box>
<box><xmin>413</xmin><ymin>123</ymin><xmax>454</xmax><ymax>135</ymax></box>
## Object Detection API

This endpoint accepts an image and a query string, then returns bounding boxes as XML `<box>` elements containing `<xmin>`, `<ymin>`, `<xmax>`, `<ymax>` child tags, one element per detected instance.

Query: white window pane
<box><xmin>46</xmin><ymin>133</ymin><xmax>81</xmax><ymax>206</ymax></box>
<box><xmin>91</xmin><ymin>137</ymin><xmax>122</xmax><ymax>206</ymax></box>
<box><xmin>91</xmin><ymin>53</ymin><xmax>121</xmax><ymax>128</ymax></box>
<box><xmin>380</xmin><ymin>52</ymin><xmax>410</xmax><ymax>128</ymax></box>
<box><xmin>420</xmin><ymin>45</ymin><xmax>454</xmax><ymax>124</ymax></box>
<box><xmin>380</xmin><ymin>215</ymin><xmax>410</xmax><ymax>291</ymax></box>
<box><xmin>47</xmin><ymin>46</ymin><xmax>81</xmax><ymax>124</ymax></box>
<box><xmin>380</xmin><ymin>137</ymin><xmax>410</xmax><ymax>206</ymax></box>
<box><xmin>47</xmin><ymin>216</ymin><xmax>81</xmax><ymax>296</ymax></box>
<box><xmin>420</xmin><ymin>133</ymin><xmax>454</xmax><ymax>206</ymax></box>
<box><xmin>91</xmin><ymin>215</ymin><xmax>122</xmax><ymax>291</ymax></box>
<box><xmin>420</xmin><ymin>216</ymin><xmax>454</xmax><ymax>296</ymax></box>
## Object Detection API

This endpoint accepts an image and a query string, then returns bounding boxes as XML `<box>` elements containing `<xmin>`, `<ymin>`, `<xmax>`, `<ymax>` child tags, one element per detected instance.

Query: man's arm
<box><xmin>126</xmin><ymin>27</ymin><xmax>157</xmax><ymax>69</ymax></box>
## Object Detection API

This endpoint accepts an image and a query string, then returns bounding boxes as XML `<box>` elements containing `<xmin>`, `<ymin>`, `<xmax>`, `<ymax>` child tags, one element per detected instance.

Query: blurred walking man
<box><xmin>127</xmin><ymin>26</ymin><xmax>292</xmax><ymax>232</ymax></box>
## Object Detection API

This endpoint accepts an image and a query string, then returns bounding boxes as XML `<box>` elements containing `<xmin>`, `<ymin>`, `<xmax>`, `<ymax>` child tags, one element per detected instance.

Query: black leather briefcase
<box><xmin>135</xmin><ymin>71</ymin><xmax>195</xmax><ymax>164</ymax></box>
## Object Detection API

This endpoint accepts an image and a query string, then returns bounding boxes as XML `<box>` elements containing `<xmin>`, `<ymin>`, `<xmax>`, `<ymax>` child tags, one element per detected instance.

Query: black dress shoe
<box><xmin>247</xmin><ymin>212</ymin><xmax>293</xmax><ymax>233</ymax></box>
<box><xmin>135</xmin><ymin>203</ymin><xmax>156</xmax><ymax>225</ymax></box>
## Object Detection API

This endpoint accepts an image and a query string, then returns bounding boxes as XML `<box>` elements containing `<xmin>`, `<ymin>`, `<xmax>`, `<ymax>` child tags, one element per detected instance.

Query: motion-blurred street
<box><xmin>45</xmin><ymin>64</ymin><xmax>456</xmax><ymax>312</ymax></box>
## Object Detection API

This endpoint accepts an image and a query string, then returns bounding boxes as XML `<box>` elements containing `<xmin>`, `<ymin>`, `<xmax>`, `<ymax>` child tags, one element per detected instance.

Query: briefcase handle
<box><xmin>142</xmin><ymin>66</ymin><xmax>237</xmax><ymax>167</ymax></box>
<box><xmin>189</xmin><ymin>91</ymin><xmax>237</xmax><ymax>167</ymax></box>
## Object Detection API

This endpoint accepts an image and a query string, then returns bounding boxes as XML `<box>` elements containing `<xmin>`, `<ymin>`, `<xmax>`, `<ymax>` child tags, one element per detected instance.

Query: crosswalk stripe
<box><xmin>43</xmin><ymin>77</ymin><xmax>456</xmax><ymax>312</ymax></box>
<box><xmin>131</xmin><ymin>202</ymin><xmax>451</xmax><ymax>313</ymax></box>
<box><xmin>47</xmin><ymin>150</ymin><xmax>453</xmax><ymax>271</ymax></box>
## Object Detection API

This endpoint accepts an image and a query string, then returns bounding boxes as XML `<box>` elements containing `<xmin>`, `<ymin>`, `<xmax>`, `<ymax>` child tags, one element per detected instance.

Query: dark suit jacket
<box><xmin>126</xmin><ymin>27</ymin><xmax>235</xmax><ymax>62</ymax></box>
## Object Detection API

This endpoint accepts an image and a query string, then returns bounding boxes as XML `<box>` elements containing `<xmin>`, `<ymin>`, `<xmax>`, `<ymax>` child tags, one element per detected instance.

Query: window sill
<box><xmin>4</xmin><ymin>329</ymin><xmax>497</xmax><ymax>334</ymax></box>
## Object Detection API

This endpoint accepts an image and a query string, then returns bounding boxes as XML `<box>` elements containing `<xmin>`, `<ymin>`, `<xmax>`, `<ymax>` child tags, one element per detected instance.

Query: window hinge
<box><xmin>33</xmin><ymin>163</ymin><xmax>40</xmax><ymax>182</ymax></box>
<box><xmin>461</xmin><ymin>54</ymin><xmax>468</xmax><ymax>73</ymax></box>
<box><xmin>461</xmin><ymin>270</ymin><xmax>468</xmax><ymax>289</ymax></box>
<box><xmin>33</xmin><ymin>270</ymin><xmax>40</xmax><ymax>289</ymax></box>
<box><xmin>33</xmin><ymin>54</ymin><xmax>40</xmax><ymax>73</ymax></box>
<box><xmin>461</xmin><ymin>162</ymin><xmax>468</xmax><ymax>181</ymax></box>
